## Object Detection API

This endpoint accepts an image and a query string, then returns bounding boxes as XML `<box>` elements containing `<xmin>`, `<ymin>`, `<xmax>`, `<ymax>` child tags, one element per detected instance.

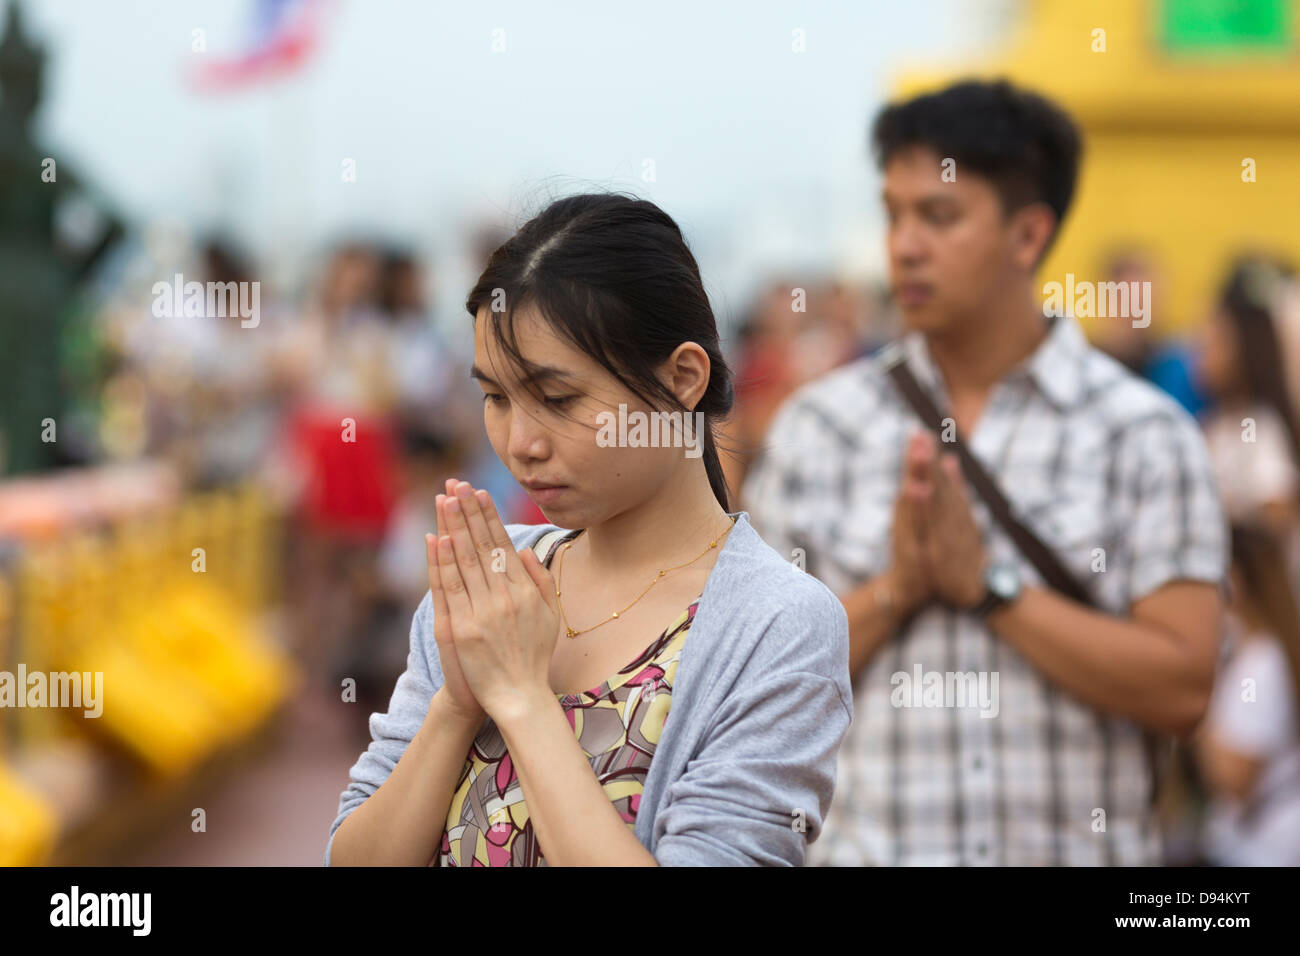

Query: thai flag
<box><xmin>192</xmin><ymin>0</ymin><xmax>325</xmax><ymax>91</ymax></box>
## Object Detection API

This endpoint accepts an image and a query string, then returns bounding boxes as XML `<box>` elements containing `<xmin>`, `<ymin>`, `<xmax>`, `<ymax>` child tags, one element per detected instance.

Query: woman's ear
<box><xmin>659</xmin><ymin>342</ymin><xmax>711</xmax><ymax>410</ymax></box>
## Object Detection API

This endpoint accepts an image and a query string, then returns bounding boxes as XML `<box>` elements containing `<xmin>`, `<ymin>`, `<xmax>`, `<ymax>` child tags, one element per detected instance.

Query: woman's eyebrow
<box><xmin>469</xmin><ymin>364</ymin><xmax>574</xmax><ymax>386</ymax></box>
<box><xmin>468</xmin><ymin>365</ymin><xmax>498</xmax><ymax>385</ymax></box>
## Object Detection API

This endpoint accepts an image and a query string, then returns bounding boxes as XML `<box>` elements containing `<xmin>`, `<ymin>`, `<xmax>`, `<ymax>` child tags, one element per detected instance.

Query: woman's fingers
<box><xmin>443</xmin><ymin>491</ymin><xmax>493</xmax><ymax>610</ymax></box>
<box><xmin>426</xmin><ymin>532</ymin><xmax>453</xmax><ymax>647</ymax></box>
<box><xmin>518</xmin><ymin>545</ymin><xmax>559</xmax><ymax>617</ymax></box>
<box><xmin>435</xmin><ymin>532</ymin><xmax>476</xmax><ymax>626</ymax></box>
<box><xmin>451</xmin><ymin>482</ymin><xmax>515</xmax><ymax>592</ymax></box>
<box><xmin>476</xmin><ymin>489</ymin><xmax>523</xmax><ymax>562</ymax></box>
<box><xmin>437</xmin><ymin>486</ymin><xmax>467</xmax><ymax>615</ymax></box>
<box><xmin>469</xmin><ymin>486</ymin><xmax>528</xmax><ymax>584</ymax></box>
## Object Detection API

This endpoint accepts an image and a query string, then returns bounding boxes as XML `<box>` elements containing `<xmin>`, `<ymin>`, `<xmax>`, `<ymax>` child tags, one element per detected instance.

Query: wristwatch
<box><xmin>971</xmin><ymin>560</ymin><xmax>1022</xmax><ymax>617</ymax></box>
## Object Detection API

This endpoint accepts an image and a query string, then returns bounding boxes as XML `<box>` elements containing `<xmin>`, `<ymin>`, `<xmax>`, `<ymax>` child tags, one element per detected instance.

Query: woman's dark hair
<box><xmin>1217</xmin><ymin>256</ymin><xmax>1300</xmax><ymax>472</ymax></box>
<box><xmin>464</xmin><ymin>193</ymin><xmax>735</xmax><ymax>511</ymax></box>
<box><xmin>1228</xmin><ymin>523</ymin><xmax>1300</xmax><ymax>734</ymax></box>
<box><xmin>871</xmin><ymin>77</ymin><xmax>1083</xmax><ymax>259</ymax></box>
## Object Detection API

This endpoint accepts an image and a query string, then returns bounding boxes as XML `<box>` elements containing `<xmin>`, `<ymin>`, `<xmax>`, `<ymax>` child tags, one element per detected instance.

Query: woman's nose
<box><xmin>507</xmin><ymin>409</ymin><xmax>549</xmax><ymax>461</ymax></box>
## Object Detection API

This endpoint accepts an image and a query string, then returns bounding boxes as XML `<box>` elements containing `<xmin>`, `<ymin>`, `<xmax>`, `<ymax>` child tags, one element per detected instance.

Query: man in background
<box><xmin>743</xmin><ymin>79</ymin><xmax>1228</xmax><ymax>865</ymax></box>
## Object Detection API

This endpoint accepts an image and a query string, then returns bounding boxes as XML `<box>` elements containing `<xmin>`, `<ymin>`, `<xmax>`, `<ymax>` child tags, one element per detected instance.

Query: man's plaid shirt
<box><xmin>741</xmin><ymin>314</ymin><xmax>1228</xmax><ymax>865</ymax></box>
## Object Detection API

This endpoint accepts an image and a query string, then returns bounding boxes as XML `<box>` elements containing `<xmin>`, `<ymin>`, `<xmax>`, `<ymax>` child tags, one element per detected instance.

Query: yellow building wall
<box><xmin>896</xmin><ymin>0</ymin><xmax>1300</xmax><ymax>337</ymax></box>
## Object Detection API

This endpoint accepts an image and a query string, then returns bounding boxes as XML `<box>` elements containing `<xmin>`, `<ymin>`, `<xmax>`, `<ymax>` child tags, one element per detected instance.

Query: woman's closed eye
<box><xmin>482</xmin><ymin>392</ymin><xmax>577</xmax><ymax>408</ymax></box>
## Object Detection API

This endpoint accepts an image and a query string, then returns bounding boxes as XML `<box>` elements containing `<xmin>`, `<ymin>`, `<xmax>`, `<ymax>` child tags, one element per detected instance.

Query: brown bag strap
<box><xmin>881</xmin><ymin>343</ymin><xmax>1097</xmax><ymax>609</ymax></box>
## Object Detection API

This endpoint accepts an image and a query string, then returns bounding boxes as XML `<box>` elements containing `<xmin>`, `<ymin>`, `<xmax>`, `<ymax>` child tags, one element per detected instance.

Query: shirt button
<box><xmin>976</xmin><ymin>843</ymin><xmax>988</xmax><ymax>857</ymax></box>
<box><xmin>972</xmin><ymin>755</ymin><xmax>984</xmax><ymax>771</ymax></box>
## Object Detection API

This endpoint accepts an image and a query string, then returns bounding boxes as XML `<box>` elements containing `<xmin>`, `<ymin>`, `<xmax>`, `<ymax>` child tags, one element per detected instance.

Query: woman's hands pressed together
<box><xmin>423</xmin><ymin>481</ymin><xmax>485</xmax><ymax>724</ymax></box>
<box><xmin>425</xmin><ymin>479</ymin><xmax>562</xmax><ymax>725</ymax></box>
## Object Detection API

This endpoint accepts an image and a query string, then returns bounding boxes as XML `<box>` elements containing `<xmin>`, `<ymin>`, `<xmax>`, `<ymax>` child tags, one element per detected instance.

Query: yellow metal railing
<box><xmin>0</xmin><ymin>481</ymin><xmax>298</xmax><ymax>865</ymax></box>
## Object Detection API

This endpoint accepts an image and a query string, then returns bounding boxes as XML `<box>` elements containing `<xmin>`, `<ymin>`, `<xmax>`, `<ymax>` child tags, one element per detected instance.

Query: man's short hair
<box><xmin>871</xmin><ymin>78</ymin><xmax>1083</xmax><ymax>243</ymax></box>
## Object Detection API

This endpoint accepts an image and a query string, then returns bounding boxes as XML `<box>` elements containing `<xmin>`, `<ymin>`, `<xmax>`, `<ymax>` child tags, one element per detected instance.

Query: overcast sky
<box><xmin>24</xmin><ymin>0</ymin><xmax>1007</xmax><ymax>323</ymax></box>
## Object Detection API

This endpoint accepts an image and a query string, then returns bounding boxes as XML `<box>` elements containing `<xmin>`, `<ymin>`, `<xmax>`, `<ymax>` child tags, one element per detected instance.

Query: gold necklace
<box><xmin>554</xmin><ymin>515</ymin><xmax>737</xmax><ymax>639</ymax></box>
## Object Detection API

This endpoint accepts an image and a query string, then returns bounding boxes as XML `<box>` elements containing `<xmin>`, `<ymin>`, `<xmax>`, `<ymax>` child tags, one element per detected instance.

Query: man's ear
<box><xmin>1010</xmin><ymin>202</ymin><xmax>1058</xmax><ymax>273</ymax></box>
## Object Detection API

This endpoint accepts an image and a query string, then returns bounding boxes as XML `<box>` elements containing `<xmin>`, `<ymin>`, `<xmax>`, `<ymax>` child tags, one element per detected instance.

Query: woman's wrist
<box><xmin>488</xmin><ymin>682</ymin><xmax>558</xmax><ymax>735</ymax></box>
<box><xmin>429</xmin><ymin>687</ymin><xmax>486</xmax><ymax>734</ymax></box>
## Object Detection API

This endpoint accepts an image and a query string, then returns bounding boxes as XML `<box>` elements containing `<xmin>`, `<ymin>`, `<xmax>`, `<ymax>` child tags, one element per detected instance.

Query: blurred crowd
<box><xmin>78</xmin><ymin>236</ymin><xmax>490</xmax><ymax>721</ymax></box>
<box><xmin>1121</xmin><ymin>253</ymin><xmax>1300</xmax><ymax>867</ymax></box>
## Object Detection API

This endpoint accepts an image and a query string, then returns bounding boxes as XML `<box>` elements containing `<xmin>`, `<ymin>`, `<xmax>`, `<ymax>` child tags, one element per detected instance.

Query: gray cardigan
<box><xmin>324</xmin><ymin>510</ymin><xmax>853</xmax><ymax>866</ymax></box>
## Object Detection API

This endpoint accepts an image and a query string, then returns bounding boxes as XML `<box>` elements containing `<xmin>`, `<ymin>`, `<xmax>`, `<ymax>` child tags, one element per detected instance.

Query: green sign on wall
<box><xmin>1160</xmin><ymin>0</ymin><xmax>1293</xmax><ymax>53</ymax></box>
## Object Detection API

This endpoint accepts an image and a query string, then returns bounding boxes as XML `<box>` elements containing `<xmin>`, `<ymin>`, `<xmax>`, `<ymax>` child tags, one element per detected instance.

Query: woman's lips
<box><xmin>525</xmin><ymin>484</ymin><xmax>569</xmax><ymax>505</ymax></box>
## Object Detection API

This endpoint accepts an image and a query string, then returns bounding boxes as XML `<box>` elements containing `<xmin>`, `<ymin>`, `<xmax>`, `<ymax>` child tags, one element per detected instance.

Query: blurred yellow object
<box><xmin>14</xmin><ymin>546</ymin><xmax>80</xmax><ymax>749</ymax></box>
<box><xmin>60</xmin><ymin>635</ymin><xmax>228</xmax><ymax>778</ymax></box>
<box><xmin>87</xmin><ymin>581</ymin><xmax>297</xmax><ymax>774</ymax></box>
<box><xmin>0</xmin><ymin>761</ymin><xmax>56</xmax><ymax>866</ymax></box>
<box><xmin>15</xmin><ymin>481</ymin><xmax>297</xmax><ymax>778</ymax></box>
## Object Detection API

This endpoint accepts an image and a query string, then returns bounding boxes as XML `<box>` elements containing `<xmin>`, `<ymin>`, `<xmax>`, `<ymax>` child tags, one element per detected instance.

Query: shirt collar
<box><xmin>897</xmin><ymin>313</ymin><xmax>1088</xmax><ymax>411</ymax></box>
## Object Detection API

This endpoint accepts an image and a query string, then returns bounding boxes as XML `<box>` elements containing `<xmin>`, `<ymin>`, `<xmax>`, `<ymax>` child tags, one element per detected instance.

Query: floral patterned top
<box><xmin>435</xmin><ymin>529</ymin><xmax>698</xmax><ymax>867</ymax></box>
